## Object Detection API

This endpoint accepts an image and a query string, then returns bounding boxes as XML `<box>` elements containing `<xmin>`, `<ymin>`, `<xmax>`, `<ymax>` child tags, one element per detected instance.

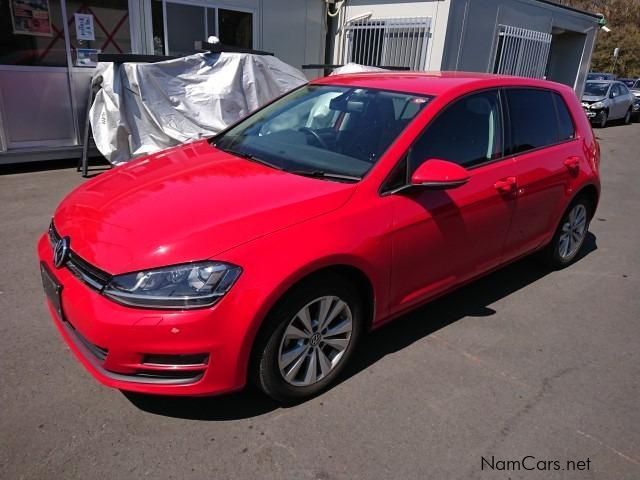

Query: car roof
<box><xmin>312</xmin><ymin>71</ymin><xmax>569</xmax><ymax>97</ymax></box>
<box><xmin>586</xmin><ymin>79</ymin><xmax>615</xmax><ymax>84</ymax></box>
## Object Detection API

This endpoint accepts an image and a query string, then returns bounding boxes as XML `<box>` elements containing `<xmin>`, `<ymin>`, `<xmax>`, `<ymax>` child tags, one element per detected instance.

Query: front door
<box><xmin>387</xmin><ymin>89</ymin><xmax>517</xmax><ymax>314</ymax></box>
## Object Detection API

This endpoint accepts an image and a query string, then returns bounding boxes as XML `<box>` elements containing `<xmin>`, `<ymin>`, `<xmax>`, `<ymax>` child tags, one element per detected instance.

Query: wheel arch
<box><xmin>243</xmin><ymin>260</ymin><xmax>376</xmax><ymax>384</ymax></box>
<box><xmin>575</xmin><ymin>183</ymin><xmax>600</xmax><ymax>219</ymax></box>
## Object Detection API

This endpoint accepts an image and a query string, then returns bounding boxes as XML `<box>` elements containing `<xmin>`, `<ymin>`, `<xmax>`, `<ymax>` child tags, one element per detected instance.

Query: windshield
<box><xmin>634</xmin><ymin>80</ymin><xmax>640</xmax><ymax>89</ymax></box>
<box><xmin>584</xmin><ymin>82</ymin><xmax>609</xmax><ymax>97</ymax></box>
<box><xmin>213</xmin><ymin>85</ymin><xmax>431</xmax><ymax>180</ymax></box>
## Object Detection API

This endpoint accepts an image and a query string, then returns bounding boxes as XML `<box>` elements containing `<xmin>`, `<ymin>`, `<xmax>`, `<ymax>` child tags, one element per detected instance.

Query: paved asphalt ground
<box><xmin>1</xmin><ymin>123</ymin><xmax>639</xmax><ymax>480</ymax></box>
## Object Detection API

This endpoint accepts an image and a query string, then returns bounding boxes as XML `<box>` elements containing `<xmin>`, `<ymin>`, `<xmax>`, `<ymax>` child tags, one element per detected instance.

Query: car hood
<box><xmin>53</xmin><ymin>140</ymin><xmax>356</xmax><ymax>274</ymax></box>
<box><xmin>581</xmin><ymin>95</ymin><xmax>606</xmax><ymax>103</ymax></box>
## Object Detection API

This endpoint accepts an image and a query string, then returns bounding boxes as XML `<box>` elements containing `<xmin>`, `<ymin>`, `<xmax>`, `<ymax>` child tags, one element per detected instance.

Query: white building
<box><xmin>0</xmin><ymin>0</ymin><xmax>600</xmax><ymax>164</ymax></box>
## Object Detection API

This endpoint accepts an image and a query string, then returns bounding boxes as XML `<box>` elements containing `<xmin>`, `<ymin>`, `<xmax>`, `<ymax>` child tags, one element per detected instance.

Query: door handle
<box><xmin>494</xmin><ymin>177</ymin><xmax>517</xmax><ymax>194</ymax></box>
<box><xmin>564</xmin><ymin>156</ymin><xmax>580</xmax><ymax>172</ymax></box>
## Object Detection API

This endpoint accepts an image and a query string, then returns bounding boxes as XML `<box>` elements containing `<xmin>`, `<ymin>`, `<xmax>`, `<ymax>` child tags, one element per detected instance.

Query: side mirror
<box><xmin>410</xmin><ymin>159</ymin><xmax>471</xmax><ymax>189</ymax></box>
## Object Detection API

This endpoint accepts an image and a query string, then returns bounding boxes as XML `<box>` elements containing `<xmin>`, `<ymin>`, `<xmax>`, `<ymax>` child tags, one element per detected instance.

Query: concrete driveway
<box><xmin>1</xmin><ymin>124</ymin><xmax>639</xmax><ymax>480</ymax></box>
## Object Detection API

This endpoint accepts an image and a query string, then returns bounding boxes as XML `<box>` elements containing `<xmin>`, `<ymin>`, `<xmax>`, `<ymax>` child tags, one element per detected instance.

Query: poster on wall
<box><xmin>75</xmin><ymin>13</ymin><xmax>95</xmax><ymax>41</ymax></box>
<box><xmin>9</xmin><ymin>0</ymin><xmax>53</xmax><ymax>37</ymax></box>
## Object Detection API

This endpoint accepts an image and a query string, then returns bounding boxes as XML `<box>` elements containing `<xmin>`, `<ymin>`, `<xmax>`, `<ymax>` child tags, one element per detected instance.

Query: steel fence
<box><xmin>493</xmin><ymin>25</ymin><xmax>552</xmax><ymax>79</ymax></box>
<box><xmin>341</xmin><ymin>17</ymin><xmax>431</xmax><ymax>71</ymax></box>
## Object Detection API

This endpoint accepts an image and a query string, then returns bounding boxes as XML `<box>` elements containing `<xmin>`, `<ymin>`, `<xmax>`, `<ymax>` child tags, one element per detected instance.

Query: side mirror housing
<box><xmin>410</xmin><ymin>159</ymin><xmax>471</xmax><ymax>189</ymax></box>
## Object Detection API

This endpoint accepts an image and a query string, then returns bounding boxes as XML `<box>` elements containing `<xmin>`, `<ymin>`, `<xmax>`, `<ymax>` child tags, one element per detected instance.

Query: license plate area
<box><xmin>41</xmin><ymin>262</ymin><xmax>63</xmax><ymax>320</ymax></box>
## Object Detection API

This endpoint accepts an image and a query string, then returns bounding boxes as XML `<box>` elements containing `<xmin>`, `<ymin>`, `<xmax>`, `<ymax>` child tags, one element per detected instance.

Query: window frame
<box><xmin>551</xmin><ymin>91</ymin><xmax>576</xmax><ymax>142</ymax></box>
<box><xmin>380</xmin><ymin>87</ymin><xmax>507</xmax><ymax>195</ymax></box>
<box><xmin>380</xmin><ymin>86</ymin><xmax>581</xmax><ymax>196</ymax></box>
<box><xmin>501</xmin><ymin>86</ymin><xmax>580</xmax><ymax>160</ymax></box>
<box><xmin>160</xmin><ymin>0</ymin><xmax>257</xmax><ymax>55</ymax></box>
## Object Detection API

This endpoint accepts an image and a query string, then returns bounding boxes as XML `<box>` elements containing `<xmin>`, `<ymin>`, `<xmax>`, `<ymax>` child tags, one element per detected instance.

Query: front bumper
<box><xmin>38</xmin><ymin>234</ymin><xmax>254</xmax><ymax>396</ymax></box>
<box><xmin>583</xmin><ymin>107</ymin><xmax>601</xmax><ymax>119</ymax></box>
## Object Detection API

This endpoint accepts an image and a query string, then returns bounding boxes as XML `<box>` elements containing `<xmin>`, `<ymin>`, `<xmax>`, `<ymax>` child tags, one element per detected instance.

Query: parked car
<box><xmin>618</xmin><ymin>78</ymin><xmax>637</xmax><ymax>88</ymax></box>
<box><xmin>581</xmin><ymin>80</ymin><xmax>634</xmax><ymax>127</ymax></box>
<box><xmin>586</xmin><ymin>72</ymin><xmax>616</xmax><ymax>81</ymax></box>
<box><xmin>631</xmin><ymin>79</ymin><xmax>640</xmax><ymax>121</ymax></box>
<box><xmin>39</xmin><ymin>73</ymin><xmax>601</xmax><ymax>402</ymax></box>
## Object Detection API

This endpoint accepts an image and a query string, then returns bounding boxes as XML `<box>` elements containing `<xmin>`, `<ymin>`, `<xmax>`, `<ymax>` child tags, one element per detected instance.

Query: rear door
<box><xmin>386</xmin><ymin>89</ymin><xmax>518</xmax><ymax>314</ymax></box>
<box><xmin>501</xmin><ymin>88</ymin><xmax>577</xmax><ymax>258</ymax></box>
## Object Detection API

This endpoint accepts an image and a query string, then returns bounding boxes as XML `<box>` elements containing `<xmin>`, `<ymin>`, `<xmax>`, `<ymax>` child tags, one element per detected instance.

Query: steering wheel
<box><xmin>298</xmin><ymin>127</ymin><xmax>329</xmax><ymax>149</ymax></box>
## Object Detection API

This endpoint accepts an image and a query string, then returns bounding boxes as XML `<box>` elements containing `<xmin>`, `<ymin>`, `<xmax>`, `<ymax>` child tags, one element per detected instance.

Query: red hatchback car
<box><xmin>39</xmin><ymin>72</ymin><xmax>600</xmax><ymax>402</ymax></box>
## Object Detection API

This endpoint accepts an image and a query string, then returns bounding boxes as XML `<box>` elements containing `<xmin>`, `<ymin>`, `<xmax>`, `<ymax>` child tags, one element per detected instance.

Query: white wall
<box><xmin>261</xmin><ymin>0</ymin><xmax>326</xmax><ymax>78</ymax></box>
<box><xmin>334</xmin><ymin>0</ymin><xmax>451</xmax><ymax>70</ymax></box>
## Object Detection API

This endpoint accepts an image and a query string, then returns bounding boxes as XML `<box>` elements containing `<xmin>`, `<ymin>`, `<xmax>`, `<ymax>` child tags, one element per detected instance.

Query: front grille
<box><xmin>49</xmin><ymin>222</ymin><xmax>111</xmax><ymax>290</ymax></box>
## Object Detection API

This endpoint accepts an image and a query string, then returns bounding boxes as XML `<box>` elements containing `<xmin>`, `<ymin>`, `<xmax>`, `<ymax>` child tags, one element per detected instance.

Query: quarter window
<box><xmin>552</xmin><ymin>93</ymin><xmax>575</xmax><ymax>141</ymax></box>
<box><xmin>408</xmin><ymin>90</ymin><xmax>503</xmax><ymax>172</ymax></box>
<box><xmin>505</xmin><ymin>89</ymin><xmax>558</xmax><ymax>154</ymax></box>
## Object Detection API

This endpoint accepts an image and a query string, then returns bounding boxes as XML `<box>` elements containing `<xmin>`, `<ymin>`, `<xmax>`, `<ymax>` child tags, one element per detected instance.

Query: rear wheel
<box><xmin>540</xmin><ymin>195</ymin><xmax>590</xmax><ymax>269</ymax></box>
<box><xmin>252</xmin><ymin>276</ymin><xmax>363</xmax><ymax>403</ymax></box>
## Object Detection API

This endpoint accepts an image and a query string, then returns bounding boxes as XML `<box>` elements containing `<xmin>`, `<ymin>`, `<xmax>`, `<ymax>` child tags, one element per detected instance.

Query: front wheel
<box><xmin>596</xmin><ymin>111</ymin><xmax>608</xmax><ymax>128</ymax></box>
<box><xmin>252</xmin><ymin>276</ymin><xmax>363</xmax><ymax>403</ymax></box>
<box><xmin>623</xmin><ymin>108</ymin><xmax>632</xmax><ymax>125</ymax></box>
<box><xmin>540</xmin><ymin>196</ymin><xmax>591</xmax><ymax>269</ymax></box>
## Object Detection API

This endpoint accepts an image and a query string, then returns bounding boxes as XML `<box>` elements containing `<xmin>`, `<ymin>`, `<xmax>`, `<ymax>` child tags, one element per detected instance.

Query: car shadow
<box><xmin>124</xmin><ymin>233</ymin><xmax>597</xmax><ymax>420</ymax></box>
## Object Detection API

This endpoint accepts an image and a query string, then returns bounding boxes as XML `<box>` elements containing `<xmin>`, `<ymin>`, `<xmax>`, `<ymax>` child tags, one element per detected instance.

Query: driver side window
<box><xmin>408</xmin><ymin>89</ymin><xmax>503</xmax><ymax>173</ymax></box>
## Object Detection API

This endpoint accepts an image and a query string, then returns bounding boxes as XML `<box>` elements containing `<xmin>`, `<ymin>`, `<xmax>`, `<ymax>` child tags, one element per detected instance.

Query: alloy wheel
<box><xmin>558</xmin><ymin>203</ymin><xmax>587</xmax><ymax>260</ymax></box>
<box><xmin>278</xmin><ymin>296</ymin><xmax>353</xmax><ymax>386</ymax></box>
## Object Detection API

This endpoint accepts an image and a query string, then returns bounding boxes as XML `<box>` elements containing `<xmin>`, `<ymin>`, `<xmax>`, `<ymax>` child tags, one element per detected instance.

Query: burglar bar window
<box><xmin>341</xmin><ymin>17</ymin><xmax>431</xmax><ymax>71</ymax></box>
<box><xmin>493</xmin><ymin>25</ymin><xmax>552</xmax><ymax>79</ymax></box>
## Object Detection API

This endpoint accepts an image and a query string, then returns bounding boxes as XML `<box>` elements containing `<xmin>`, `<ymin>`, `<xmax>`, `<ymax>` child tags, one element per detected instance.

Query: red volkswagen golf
<box><xmin>39</xmin><ymin>73</ymin><xmax>600</xmax><ymax>402</ymax></box>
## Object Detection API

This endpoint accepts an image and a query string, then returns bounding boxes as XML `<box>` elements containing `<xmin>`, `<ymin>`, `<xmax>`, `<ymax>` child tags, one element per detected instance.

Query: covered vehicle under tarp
<box><xmin>90</xmin><ymin>52</ymin><xmax>308</xmax><ymax>164</ymax></box>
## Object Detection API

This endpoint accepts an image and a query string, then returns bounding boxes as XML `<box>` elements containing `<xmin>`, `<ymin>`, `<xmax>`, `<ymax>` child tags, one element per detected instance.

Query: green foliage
<box><xmin>558</xmin><ymin>0</ymin><xmax>640</xmax><ymax>77</ymax></box>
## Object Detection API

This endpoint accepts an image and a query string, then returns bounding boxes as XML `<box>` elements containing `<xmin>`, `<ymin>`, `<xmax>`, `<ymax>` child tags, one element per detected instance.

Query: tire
<box><xmin>252</xmin><ymin>275</ymin><xmax>364</xmax><ymax>403</ymax></box>
<box><xmin>540</xmin><ymin>195</ymin><xmax>591</xmax><ymax>269</ymax></box>
<box><xmin>596</xmin><ymin>111</ymin><xmax>608</xmax><ymax>128</ymax></box>
<box><xmin>623</xmin><ymin>108</ymin><xmax>632</xmax><ymax>125</ymax></box>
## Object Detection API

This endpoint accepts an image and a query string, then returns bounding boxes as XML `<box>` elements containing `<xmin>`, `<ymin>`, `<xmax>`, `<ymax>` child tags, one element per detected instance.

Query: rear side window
<box><xmin>505</xmin><ymin>89</ymin><xmax>558</xmax><ymax>154</ymax></box>
<box><xmin>552</xmin><ymin>93</ymin><xmax>575</xmax><ymax>141</ymax></box>
<box><xmin>408</xmin><ymin>89</ymin><xmax>503</xmax><ymax>171</ymax></box>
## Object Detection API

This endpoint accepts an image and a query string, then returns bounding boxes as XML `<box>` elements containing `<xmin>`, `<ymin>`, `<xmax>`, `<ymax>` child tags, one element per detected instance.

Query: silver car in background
<box><xmin>630</xmin><ymin>79</ymin><xmax>640</xmax><ymax>121</ymax></box>
<box><xmin>581</xmin><ymin>80</ymin><xmax>634</xmax><ymax>128</ymax></box>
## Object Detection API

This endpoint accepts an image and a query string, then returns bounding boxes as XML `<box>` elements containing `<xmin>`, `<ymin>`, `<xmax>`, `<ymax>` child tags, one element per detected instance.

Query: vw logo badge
<box><xmin>53</xmin><ymin>236</ymin><xmax>70</xmax><ymax>268</ymax></box>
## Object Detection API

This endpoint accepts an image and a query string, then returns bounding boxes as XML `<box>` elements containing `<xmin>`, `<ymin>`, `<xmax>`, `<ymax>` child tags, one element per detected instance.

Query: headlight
<box><xmin>590</xmin><ymin>102</ymin><xmax>605</xmax><ymax>110</ymax></box>
<box><xmin>103</xmin><ymin>261</ymin><xmax>242</xmax><ymax>309</ymax></box>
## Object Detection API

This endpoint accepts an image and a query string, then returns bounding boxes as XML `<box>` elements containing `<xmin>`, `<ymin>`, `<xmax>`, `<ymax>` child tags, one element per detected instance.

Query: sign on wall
<box><xmin>10</xmin><ymin>0</ymin><xmax>53</xmax><ymax>37</ymax></box>
<box><xmin>75</xmin><ymin>13</ymin><xmax>96</xmax><ymax>41</ymax></box>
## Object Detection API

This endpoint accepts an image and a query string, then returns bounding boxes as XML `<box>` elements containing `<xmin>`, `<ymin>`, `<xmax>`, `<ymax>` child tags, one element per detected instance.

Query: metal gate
<box><xmin>340</xmin><ymin>17</ymin><xmax>431</xmax><ymax>70</ymax></box>
<box><xmin>493</xmin><ymin>25</ymin><xmax>552</xmax><ymax>78</ymax></box>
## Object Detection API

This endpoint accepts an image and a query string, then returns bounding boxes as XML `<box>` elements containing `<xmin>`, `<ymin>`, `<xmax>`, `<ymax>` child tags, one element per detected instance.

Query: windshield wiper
<box><xmin>287</xmin><ymin>169</ymin><xmax>361</xmax><ymax>182</ymax></box>
<box><xmin>215</xmin><ymin>145</ymin><xmax>282</xmax><ymax>170</ymax></box>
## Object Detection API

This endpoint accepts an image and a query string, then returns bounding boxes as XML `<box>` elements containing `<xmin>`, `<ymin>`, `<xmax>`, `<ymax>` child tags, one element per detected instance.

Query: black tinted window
<box><xmin>553</xmin><ymin>93</ymin><xmax>575</xmax><ymax>141</ymax></box>
<box><xmin>409</xmin><ymin>90</ymin><xmax>503</xmax><ymax>171</ymax></box>
<box><xmin>506</xmin><ymin>89</ymin><xmax>558</xmax><ymax>154</ymax></box>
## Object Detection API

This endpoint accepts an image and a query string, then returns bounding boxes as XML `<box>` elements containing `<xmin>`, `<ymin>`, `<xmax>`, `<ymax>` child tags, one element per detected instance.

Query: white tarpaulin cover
<box><xmin>90</xmin><ymin>52</ymin><xmax>308</xmax><ymax>164</ymax></box>
<box><xmin>329</xmin><ymin>63</ymin><xmax>387</xmax><ymax>75</ymax></box>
